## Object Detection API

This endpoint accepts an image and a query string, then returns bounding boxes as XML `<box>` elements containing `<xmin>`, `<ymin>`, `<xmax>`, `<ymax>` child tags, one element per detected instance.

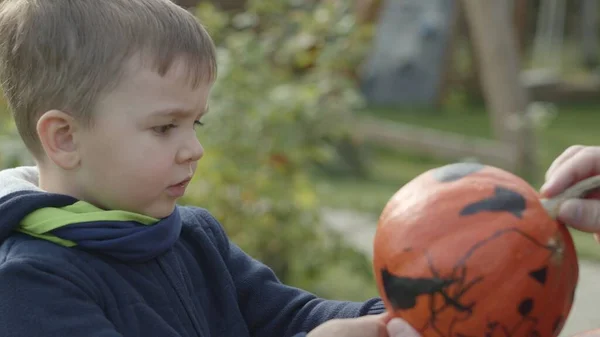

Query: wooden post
<box><xmin>355</xmin><ymin>0</ymin><xmax>382</xmax><ymax>24</ymax></box>
<box><xmin>513</xmin><ymin>0</ymin><xmax>529</xmax><ymax>56</ymax></box>
<box><xmin>460</xmin><ymin>0</ymin><xmax>537</xmax><ymax>180</ymax></box>
<box><xmin>581</xmin><ymin>0</ymin><xmax>599</xmax><ymax>70</ymax></box>
<box><xmin>436</xmin><ymin>0</ymin><xmax>462</xmax><ymax>108</ymax></box>
<box><xmin>459</xmin><ymin>2</ymin><xmax>484</xmax><ymax>103</ymax></box>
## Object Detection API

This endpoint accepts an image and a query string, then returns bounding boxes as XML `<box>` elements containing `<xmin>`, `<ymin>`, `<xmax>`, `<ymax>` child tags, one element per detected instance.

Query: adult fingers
<box><xmin>545</xmin><ymin>145</ymin><xmax>586</xmax><ymax>181</ymax></box>
<box><xmin>541</xmin><ymin>147</ymin><xmax>600</xmax><ymax>198</ymax></box>
<box><xmin>558</xmin><ymin>199</ymin><xmax>600</xmax><ymax>233</ymax></box>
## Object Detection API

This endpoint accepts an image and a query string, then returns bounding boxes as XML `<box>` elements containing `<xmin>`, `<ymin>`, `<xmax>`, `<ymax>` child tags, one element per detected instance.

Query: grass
<box><xmin>314</xmin><ymin>102</ymin><xmax>600</xmax><ymax>262</ymax></box>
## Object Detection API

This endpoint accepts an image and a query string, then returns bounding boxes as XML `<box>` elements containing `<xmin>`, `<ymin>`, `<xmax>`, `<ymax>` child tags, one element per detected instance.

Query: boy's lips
<box><xmin>166</xmin><ymin>177</ymin><xmax>191</xmax><ymax>198</ymax></box>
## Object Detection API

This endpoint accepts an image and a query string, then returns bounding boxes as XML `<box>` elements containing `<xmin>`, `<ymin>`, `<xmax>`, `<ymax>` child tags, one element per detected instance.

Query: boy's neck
<box><xmin>37</xmin><ymin>164</ymin><xmax>82</xmax><ymax>199</ymax></box>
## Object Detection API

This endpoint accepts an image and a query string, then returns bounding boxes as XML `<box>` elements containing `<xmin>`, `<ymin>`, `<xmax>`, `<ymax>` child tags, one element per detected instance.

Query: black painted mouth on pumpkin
<box><xmin>380</xmin><ymin>268</ymin><xmax>463</xmax><ymax>311</ymax></box>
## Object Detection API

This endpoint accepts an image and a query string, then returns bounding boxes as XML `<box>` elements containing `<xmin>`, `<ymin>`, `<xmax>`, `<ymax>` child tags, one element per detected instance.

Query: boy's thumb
<box><xmin>387</xmin><ymin>318</ymin><xmax>421</xmax><ymax>337</ymax></box>
<box><xmin>558</xmin><ymin>199</ymin><xmax>600</xmax><ymax>233</ymax></box>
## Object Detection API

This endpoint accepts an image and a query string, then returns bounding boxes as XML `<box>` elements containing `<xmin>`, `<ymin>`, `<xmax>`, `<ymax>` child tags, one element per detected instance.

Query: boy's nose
<box><xmin>176</xmin><ymin>135</ymin><xmax>204</xmax><ymax>164</ymax></box>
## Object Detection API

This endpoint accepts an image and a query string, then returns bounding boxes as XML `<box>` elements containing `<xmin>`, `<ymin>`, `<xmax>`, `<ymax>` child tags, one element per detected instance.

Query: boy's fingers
<box><xmin>387</xmin><ymin>318</ymin><xmax>420</xmax><ymax>337</ymax></box>
<box><xmin>545</xmin><ymin>145</ymin><xmax>585</xmax><ymax>181</ymax></box>
<box><xmin>376</xmin><ymin>312</ymin><xmax>393</xmax><ymax>324</ymax></box>
<box><xmin>541</xmin><ymin>147</ymin><xmax>600</xmax><ymax>197</ymax></box>
<box><xmin>558</xmin><ymin>199</ymin><xmax>600</xmax><ymax>233</ymax></box>
<box><xmin>348</xmin><ymin>314</ymin><xmax>388</xmax><ymax>337</ymax></box>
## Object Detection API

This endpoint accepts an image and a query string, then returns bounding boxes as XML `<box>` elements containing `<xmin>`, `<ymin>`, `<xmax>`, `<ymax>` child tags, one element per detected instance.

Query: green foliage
<box><xmin>179</xmin><ymin>1</ymin><xmax>378</xmax><ymax>298</ymax></box>
<box><xmin>0</xmin><ymin>96</ymin><xmax>30</xmax><ymax>168</ymax></box>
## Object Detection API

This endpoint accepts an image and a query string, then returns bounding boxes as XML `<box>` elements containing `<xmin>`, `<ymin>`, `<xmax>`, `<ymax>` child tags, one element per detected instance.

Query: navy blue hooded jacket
<box><xmin>0</xmin><ymin>167</ymin><xmax>384</xmax><ymax>337</ymax></box>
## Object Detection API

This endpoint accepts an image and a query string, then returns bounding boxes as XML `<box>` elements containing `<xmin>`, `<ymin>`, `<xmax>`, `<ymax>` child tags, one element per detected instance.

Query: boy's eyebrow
<box><xmin>150</xmin><ymin>104</ymin><xmax>209</xmax><ymax>118</ymax></box>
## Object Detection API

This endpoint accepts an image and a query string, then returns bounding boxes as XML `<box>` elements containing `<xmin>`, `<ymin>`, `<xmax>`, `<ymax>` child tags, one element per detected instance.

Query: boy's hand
<box><xmin>306</xmin><ymin>314</ymin><xmax>421</xmax><ymax>337</ymax></box>
<box><xmin>386</xmin><ymin>317</ymin><xmax>422</xmax><ymax>337</ymax></box>
<box><xmin>541</xmin><ymin>145</ymin><xmax>600</xmax><ymax>237</ymax></box>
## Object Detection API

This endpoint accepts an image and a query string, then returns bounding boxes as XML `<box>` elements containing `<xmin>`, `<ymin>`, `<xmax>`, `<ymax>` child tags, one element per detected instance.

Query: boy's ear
<box><xmin>36</xmin><ymin>110</ymin><xmax>81</xmax><ymax>170</ymax></box>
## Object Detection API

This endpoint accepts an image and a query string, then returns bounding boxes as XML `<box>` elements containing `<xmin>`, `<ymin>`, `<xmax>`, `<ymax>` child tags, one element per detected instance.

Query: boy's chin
<box><xmin>133</xmin><ymin>201</ymin><xmax>177</xmax><ymax>219</ymax></box>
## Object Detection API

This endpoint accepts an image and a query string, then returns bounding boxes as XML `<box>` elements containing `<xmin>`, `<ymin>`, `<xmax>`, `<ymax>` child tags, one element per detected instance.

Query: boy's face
<box><xmin>74</xmin><ymin>56</ymin><xmax>212</xmax><ymax>218</ymax></box>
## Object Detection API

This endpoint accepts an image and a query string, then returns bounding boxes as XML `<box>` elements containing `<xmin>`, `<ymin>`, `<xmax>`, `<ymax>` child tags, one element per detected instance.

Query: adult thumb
<box><xmin>387</xmin><ymin>318</ymin><xmax>421</xmax><ymax>337</ymax></box>
<box><xmin>558</xmin><ymin>199</ymin><xmax>600</xmax><ymax>232</ymax></box>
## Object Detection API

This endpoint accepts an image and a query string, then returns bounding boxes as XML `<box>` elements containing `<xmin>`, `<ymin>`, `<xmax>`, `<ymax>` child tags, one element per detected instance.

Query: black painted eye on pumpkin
<box><xmin>460</xmin><ymin>186</ymin><xmax>527</xmax><ymax>218</ymax></box>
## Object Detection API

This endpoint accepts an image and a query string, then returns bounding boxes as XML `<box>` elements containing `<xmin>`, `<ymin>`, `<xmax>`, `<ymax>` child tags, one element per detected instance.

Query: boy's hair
<box><xmin>0</xmin><ymin>0</ymin><xmax>217</xmax><ymax>157</ymax></box>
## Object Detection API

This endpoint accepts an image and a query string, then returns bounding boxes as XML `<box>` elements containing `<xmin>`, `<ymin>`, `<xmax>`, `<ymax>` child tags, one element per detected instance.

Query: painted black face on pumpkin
<box><xmin>376</xmin><ymin>162</ymin><xmax>573</xmax><ymax>337</ymax></box>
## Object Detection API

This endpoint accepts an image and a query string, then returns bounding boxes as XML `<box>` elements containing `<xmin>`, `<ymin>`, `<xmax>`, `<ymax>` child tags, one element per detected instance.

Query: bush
<box><xmin>0</xmin><ymin>97</ymin><xmax>32</xmax><ymax>168</ymax></box>
<box><xmin>0</xmin><ymin>0</ymin><xmax>381</xmax><ymax>300</ymax></box>
<box><xmin>180</xmin><ymin>0</ymin><xmax>379</xmax><ymax>298</ymax></box>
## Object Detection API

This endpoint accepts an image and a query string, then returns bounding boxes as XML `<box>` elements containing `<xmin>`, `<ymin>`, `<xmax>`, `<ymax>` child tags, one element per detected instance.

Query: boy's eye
<box><xmin>153</xmin><ymin>124</ymin><xmax>176</xmax><ymax>134</ymax></box>
<box><xmin>194</xmin><ymin>120</ymin><xmax>204</xmax><ymax>128</ymax></box>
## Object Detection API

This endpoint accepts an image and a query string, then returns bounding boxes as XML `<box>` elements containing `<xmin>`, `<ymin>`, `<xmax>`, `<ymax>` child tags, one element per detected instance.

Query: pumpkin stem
<box><xmin>540</xmin><ymin>176</ymin><xmax>600</xmax><ymax>219</ymax></box>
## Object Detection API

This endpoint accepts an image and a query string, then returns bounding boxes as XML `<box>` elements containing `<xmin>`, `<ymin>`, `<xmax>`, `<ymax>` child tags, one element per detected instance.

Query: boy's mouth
<box><xmin>166</xmin><ymin>177</ymin><xmax>192</xmax><ymax>198</ymax></box>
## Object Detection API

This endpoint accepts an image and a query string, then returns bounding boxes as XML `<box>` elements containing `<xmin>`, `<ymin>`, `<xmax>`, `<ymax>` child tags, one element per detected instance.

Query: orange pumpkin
<box><xmin>373</xmin><ymin>162</ymin><xmax>582</xmax><ymax>337</ymax></box>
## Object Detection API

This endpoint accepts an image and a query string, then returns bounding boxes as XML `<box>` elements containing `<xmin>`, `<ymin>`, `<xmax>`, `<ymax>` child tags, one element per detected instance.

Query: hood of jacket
<box><xmin>0</xmin><ymin>166</ymin><xmax>182</xmax><ymax>262</ymax></box>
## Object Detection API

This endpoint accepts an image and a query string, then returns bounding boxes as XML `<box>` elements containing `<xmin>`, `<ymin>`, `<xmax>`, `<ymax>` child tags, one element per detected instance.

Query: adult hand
<box><xmin>541</xmin><ymin>146</ymin><xmax>600</xmax><ymax>240</ymax></box>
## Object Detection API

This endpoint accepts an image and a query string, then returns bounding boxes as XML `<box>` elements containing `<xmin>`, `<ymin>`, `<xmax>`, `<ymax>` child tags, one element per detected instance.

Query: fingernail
<box><xmin>540</xmin><ymin>181</ymin><xmax>554</xmax><ymax>196</ymax></box>
<box><xmin>560</xmin><ymin>200</ymin><xmax>582</xmax><ymax>223</ymax></box>
<box><xmin>540</xmin><ymin>179</ymin><xmax>556</xmax><ymax>194</ymax></box>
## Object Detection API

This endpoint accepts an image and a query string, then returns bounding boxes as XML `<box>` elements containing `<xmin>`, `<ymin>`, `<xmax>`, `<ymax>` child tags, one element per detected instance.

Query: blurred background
<box><xmin>1</xmin><ymin>0</ymin><xmax>600</xmax><ymax>313</ymax></box>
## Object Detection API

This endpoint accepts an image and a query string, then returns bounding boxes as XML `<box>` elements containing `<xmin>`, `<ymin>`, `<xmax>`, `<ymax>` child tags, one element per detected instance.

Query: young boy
<box><xmin>1</xmin><ymin>1</ymin><xmax>598</xmax><ymax>337</ymax></box>
<box><xmin>0</xmin><ymin>0</ymin><xmax>421</xmax><ymax>336</ymax></box>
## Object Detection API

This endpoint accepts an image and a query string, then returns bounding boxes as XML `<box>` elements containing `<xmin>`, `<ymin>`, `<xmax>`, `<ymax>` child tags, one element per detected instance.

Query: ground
<box><xmin>322</xmin><ymin>208</ymin><xmax>600</xmax><ymax>337</ymax></box>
